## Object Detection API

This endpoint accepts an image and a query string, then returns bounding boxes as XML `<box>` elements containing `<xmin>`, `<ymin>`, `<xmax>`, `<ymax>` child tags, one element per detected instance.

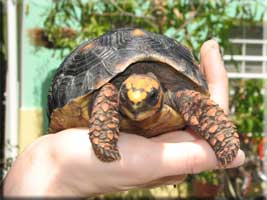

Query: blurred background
<box><xmin>1</xmin><ymin>0</ymin><xmax>267</xmax><ymax>199</ymax></box>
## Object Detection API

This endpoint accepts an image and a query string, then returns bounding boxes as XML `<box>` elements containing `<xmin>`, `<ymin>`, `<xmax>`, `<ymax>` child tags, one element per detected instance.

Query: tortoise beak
<box><xmin>132</xmin><ymin>111</ymin><xmax>139</xmax><ymax>120</ymax></box>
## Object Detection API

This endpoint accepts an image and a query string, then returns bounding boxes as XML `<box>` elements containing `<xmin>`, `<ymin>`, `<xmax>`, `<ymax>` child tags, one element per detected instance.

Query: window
<box><xmin>224</xmin><ymin>25</ymin><xmax>267</xmax><ymax>79</ymax></box>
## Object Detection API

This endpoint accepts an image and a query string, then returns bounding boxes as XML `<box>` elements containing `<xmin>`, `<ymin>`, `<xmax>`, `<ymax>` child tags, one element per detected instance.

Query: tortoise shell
<box><xmin>48</xmin><ymin>28</ymin><xmax>208</xmax><ymax>135</ymax></box>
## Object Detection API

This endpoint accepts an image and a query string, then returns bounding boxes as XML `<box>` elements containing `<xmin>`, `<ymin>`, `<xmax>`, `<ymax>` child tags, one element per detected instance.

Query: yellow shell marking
<box><xmin>81</xmin><ymin>42</ymin><xmax>95</xmax><ymax>52</ymax></box>
<box><xmin>131</xmin><ymin>29</ymin><xmax>145</xmax><ymax>37</ymax></box>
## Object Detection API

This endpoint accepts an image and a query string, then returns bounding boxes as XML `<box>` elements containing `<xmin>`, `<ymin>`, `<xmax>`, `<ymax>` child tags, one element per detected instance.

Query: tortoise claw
<box><xmin>216</xmin><ymin>139</ymin><xmax>240</xmax><ymax>167</ymax></box>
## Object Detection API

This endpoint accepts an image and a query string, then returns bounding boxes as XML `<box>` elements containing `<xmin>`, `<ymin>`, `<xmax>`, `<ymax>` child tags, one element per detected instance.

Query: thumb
<box><xmin>200</xmin><ymin>39</ymin><xmax>229</xmax><ymax>113</ymax></box>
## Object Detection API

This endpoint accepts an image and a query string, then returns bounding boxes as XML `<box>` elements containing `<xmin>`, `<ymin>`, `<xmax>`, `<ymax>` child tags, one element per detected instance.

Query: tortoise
<box><xmin>48</xmin><ymin>28</ymin><xmax>240</xmax><ymax>166</ymax></box>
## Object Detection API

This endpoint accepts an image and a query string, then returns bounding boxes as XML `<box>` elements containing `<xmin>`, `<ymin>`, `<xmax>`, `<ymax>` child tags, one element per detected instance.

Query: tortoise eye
<box><xmin>147</xmin><ymin>89</ymin><xmax>159</xmax><ymax>105</ymax></box>
<box><xmin>150</xmin><ymin>90</ymin><xmax>157</xmax><ymax>99</ymax></box>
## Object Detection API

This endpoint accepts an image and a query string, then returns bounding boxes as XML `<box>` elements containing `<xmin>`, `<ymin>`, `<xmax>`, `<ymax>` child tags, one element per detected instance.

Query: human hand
<box><xmin>3</xmin><ymin>40</ymin><xmax>245</xmax><ymax>198</ymax></box>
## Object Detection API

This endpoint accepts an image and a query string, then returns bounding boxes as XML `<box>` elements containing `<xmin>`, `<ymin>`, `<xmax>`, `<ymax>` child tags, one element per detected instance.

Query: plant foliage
<box><xmin>32</xmin><ymin>0</ymin><xmax>265</xmax><ymax>59</ymax></box>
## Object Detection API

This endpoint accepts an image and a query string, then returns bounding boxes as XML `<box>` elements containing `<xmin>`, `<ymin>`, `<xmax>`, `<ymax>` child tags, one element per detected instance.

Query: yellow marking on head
<box><xmin>127</xmin><ymin>89</ymin><xmax>147</xmax><ymax>103</ymax></box>
<box><xmin>125</xmin><ymin>82</ymin><xmax>133</xmax><ymax>90</ymax></box>
<box><xmin>124</xmin><ymin>74</ymin><xmax>160</xmax><ymax>92</ymax></box>
<box><xmin>131</xmin><ymin>29</ymin><xmax>145</xmax><ymax>37</ymax></box>
<box><xmin>120</xmin><ymin>74</ymin><xmax>163</xmax><ymax>121</ymax></box>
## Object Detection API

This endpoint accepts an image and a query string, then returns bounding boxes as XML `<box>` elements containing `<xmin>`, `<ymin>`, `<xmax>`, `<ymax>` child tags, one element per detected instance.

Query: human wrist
<box><xmin>3</xmin><ymin>135</ymin><xmax>60</xmax><ymax>197</ymax></box>
<box><xmin>40</xmin><ymin>135</ymin><xmax>76</xmax><ymax>197</ymax></box>
<box><xmin>41</xmin><ymin>134</ymin><xmax>91</xmax><ymax>197</ymax></box>
<box><xmin>45</xmin><ymin>131</ymin><xmax>103</xmax><ymax>197</ymax></box>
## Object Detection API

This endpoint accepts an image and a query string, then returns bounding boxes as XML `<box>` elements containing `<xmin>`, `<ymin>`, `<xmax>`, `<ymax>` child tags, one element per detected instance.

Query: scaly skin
<box><xmin>89</xmin><ymin>84</ymin><xmax>121</xmax><ymax>162</ymax></box>
<box><xmin>173</xmin><ymin>89</ymin><xmax>240</xmax><ymax>166</ymax></box>
<box><xmin>89</xmin><ymin>85</ymin><xmax>240</xmax><ymax>166</ymax></box>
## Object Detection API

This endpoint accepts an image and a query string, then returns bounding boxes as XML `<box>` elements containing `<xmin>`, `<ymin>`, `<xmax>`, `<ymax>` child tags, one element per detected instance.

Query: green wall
<box><xmin>22</xmin><ymin>0</ymin><xmax>61</xmax><ymax>109</ymax></box>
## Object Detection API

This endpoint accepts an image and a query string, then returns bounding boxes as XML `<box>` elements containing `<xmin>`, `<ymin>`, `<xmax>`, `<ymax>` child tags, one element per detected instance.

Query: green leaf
<box><xmin>225</xmin><ymin>1</ymin><xmax>238</xmax><ymax>18</ymax></box>
<box><xmin>164</xmin><ymin>27</ymin><xmax>176</xmax><ymax>37</ymax></box>
<box><xmin>93</xmin><ymin>1</ymin><xmax>106</xmax><ymax>14</ymax></box>
<box><xmin>175</xmin><ymin>29</ymin><xmax>185</xmax><ymax>41</ymax></box>
<box><xmin>167</xmin><ymin>0</ymin><xmax>174</xmax><ymax>8</ymax></box>
<box><xmin>134</xmin><ymin>8</ymin><xmax>142</xmax><ymax>17</ymax></box>
<box><xmin>141</xmin><ymin>1</ymin><xmax>150</xmax><ymax>10</ymax></box>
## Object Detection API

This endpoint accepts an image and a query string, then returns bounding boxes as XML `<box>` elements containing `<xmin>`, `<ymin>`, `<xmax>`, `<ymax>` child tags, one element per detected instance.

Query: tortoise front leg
<box><xmin>89</xmin><ymin>83</ymin><xmax>121</xmax><ymax>162</ymax></box>
<box><xmin>171</xmin><ymin>89</ymin><xmax>240</xmax><ymax>167</ymax></box>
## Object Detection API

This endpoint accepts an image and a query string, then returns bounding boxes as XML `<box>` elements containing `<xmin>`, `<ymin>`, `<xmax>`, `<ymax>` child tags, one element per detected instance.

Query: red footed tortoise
<box><xmin>48</xmin><ymin>28</ymin><xmax>240</xmax><ymax>166</ymax></box>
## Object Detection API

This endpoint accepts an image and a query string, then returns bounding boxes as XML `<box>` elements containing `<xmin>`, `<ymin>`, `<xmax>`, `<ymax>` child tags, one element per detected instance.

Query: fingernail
<box><xmin>211</xmin><ymin>37</ymin><xmax>219</xmax><ymax>43</ymax></box>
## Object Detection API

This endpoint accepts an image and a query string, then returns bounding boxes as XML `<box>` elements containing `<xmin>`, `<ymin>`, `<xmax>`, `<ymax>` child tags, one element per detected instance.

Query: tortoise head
<box><xmin>119</xmin><ymin>73</ymin><xmax>163</xmax><ymax>121</ymax></box>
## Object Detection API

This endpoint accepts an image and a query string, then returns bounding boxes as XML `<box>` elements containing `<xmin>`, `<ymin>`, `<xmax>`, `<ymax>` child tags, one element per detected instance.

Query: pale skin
<box><xmin>3</xmin><ymin>40</ymin><xmax>245</xmax><ymax>197</ymax></box>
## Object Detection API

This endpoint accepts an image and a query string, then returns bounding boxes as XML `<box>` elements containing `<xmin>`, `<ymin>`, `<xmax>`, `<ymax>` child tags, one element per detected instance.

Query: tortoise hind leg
<box><xmin>171</xmin><ymin>89</ymin><xmax>240</xmax><ymax>167</ymax></box>
<box><xmin>89</xmin><ymin>83</ymin><xmax>121</xmax><ymax>162</ymax></box>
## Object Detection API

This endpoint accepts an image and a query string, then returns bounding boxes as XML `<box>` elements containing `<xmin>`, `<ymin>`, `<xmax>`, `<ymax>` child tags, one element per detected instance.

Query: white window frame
<box><xmin>224</xmin><ymin>39</ymin><xmax>267</xmax><ymax>79</ymax></box>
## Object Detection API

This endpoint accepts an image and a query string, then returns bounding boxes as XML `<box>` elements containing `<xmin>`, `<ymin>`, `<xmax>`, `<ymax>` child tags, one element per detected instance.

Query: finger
<box><xmin>155</xmin><ymin>174</ymin><xmax>187</xmax><ymax>185</ymax></box>
<box><xmin>150</xmin><ymin>130</ymin><xmax>199</xmax><ymax>143</ymax></box>
<box><xmin>200</xmin><ymin>39</ymin><xmax>229</xmax><ymax>113</ymax></box>
<box><xmin>150</xmin><ymin>140</ymin><xmax>245</xmax><ymax>178</ymax></box>
<box><xmin>118</xmin><ymin>133</ymin><xmax>244</xmax><ymax>181</ymax></box>
<box><xmin>140</xmin><ymin>175</ymin><xmax>187</xmax><ymax>189</ymax></box>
